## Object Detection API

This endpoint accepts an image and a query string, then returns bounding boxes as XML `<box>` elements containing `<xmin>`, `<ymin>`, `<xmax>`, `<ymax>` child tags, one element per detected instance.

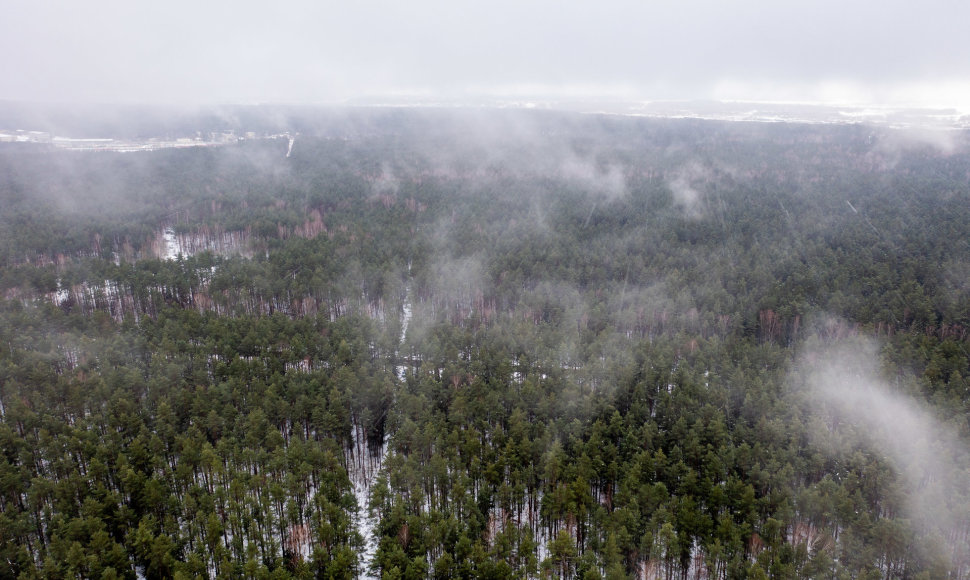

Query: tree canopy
<box><xmin>1</xmin><ymin>107</ymin><xmax>969</xmax><ymax>579</ymax></box>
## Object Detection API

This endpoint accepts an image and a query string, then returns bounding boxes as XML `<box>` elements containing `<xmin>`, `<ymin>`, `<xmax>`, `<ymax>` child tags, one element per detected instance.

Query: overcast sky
<box><xmin>3</xmin><ymin>0</ymin><xmax>970</xmax><ymax>109</ymax></box>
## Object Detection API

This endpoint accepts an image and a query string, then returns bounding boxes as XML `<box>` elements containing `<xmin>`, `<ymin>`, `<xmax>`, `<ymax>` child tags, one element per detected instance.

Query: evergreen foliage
<box><xmin>1</xmin><ymin>108</ymin><xmax>969</xmax><ymax>578</ymax></box>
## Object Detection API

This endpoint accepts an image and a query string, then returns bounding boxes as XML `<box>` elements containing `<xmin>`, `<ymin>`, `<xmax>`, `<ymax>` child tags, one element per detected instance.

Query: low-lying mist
<box><xmin>795</xmin><ymin>335</ymin><xmax>970</xmax><ymax>563</ymax></box>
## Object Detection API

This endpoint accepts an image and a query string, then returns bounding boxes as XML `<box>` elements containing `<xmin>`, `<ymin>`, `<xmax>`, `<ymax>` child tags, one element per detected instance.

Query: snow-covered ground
<box><xmin>350</xmin><ymin>283</ymin><xmax>412</xmax><ymax>576</ymax></box>
<box><xmin>162</xmin><ymin>227</ymin><xmax>183</xmax><ymax>260</ymax></box>
<box><xmin>54</xmin><ymin>280</ymin><xmax>70</xmax><ymax>305</ymax></box>
<box><xmin>349</xmin><ymin>426</ymin><xmax>387</xmax><ymax>578</ymax></box>
<box><xmin>395</xmin><ymin>287</ymin><xmax>413</xmax><ymax>382</ymax></box>
<box><xmin>157</xmin><ymin>226</ymin><xmax>251</xmax><ymax>261</ymax></box>
<box><xmin>600</xmin><ymin>100</ymin><xmax>970</xmax><ymax>129</ymax></box>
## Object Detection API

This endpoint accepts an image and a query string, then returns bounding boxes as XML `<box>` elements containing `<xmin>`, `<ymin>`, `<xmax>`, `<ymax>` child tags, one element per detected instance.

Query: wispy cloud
<box><xmin>796</xmin><ymin>335</ymin><xmax>970</xmax><ymax>552</ymax></box>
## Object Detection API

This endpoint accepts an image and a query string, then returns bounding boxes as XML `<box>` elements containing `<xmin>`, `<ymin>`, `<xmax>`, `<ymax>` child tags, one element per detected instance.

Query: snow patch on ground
<box><xmin>54</xmin><ymin>279</ymin><xmax>70</xmax><ymax>305</ymax></box>
<box><xmin>353</xmin><ymin>279</ymin><xmax>412</xmax><ymax>575</ymax></box>
<box><xmin>349</xmin><ymin>426</ymin><xmax>388</xmax><ymax>578</ymax></box>
<box><xmin>395</xmin><ymin>287</ymin><xmax>413</xmax><ymax>381</ymax></box>
<box><xmin>157</xmin><ymin>226</ymin><xmax>252</xmax><ymax>260</ymax></box>
<box><xmin>162</xmin><ymin>227</ymin><xmax>182</xmax><ymax>260</ymax></box>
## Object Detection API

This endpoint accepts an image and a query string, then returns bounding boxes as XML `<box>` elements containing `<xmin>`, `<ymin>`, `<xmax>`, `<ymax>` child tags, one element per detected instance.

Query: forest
<box><xmin>1</xmin><ymin>106</ymin><xmax>970</xmax><ymax>579</ymax></box>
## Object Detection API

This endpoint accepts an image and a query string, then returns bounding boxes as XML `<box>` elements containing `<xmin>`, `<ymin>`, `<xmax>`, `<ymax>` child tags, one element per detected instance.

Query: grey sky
<box><xmin>3</xmin><ymin>0</ymin><xmax>969</xmax><ymax>108</ymax></box>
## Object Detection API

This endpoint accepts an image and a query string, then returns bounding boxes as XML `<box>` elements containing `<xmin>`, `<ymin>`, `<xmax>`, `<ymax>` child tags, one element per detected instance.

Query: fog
<box><xmin>796</xmin><ymin>335</ymin><xmax>970</xmax><ymax>558</ymax></box>
<box><xmin>667</xmin><ymin>161</ymin><xmax>715</xmax><ymax>220</ymax></box>
<box><xmin>5</xmin><ymin>88</ymin><xmax>970</xmax><ymax>577</ymax></box>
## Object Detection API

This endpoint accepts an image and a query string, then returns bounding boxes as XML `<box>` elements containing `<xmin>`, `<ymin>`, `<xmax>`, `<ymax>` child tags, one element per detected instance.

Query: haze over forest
<box><xmin>3</xmin><ymin>1</ymin><xmax>970</xmax><ymax>579</ymax></box>
<box><xmin>2</xmin><ymin>104</ymin><xmax>970</xmax><ymax>579</ymax></box>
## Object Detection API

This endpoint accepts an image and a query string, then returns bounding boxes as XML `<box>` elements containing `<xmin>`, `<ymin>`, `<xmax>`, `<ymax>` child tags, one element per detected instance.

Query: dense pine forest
<box><xmin>2</xmin><ymin>107</ymin><xmax>970</xmax><ymax>579</ymax></box>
